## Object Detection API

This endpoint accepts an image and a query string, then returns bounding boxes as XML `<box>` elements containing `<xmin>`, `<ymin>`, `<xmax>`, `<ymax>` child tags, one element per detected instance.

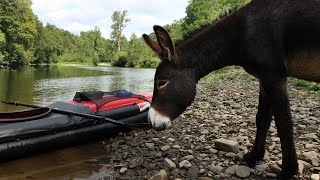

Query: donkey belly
<box><xmin>287</xmin><ymin>48</ymin><xmax>320</xmax><ymax>82</ymax></box>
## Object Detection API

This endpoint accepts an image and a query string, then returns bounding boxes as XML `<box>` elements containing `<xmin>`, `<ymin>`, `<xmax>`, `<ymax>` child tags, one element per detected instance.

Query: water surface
<box><xmin>0</xmin><ymin>65</ymin><xmax>155</xmax><ymax>179</ymax></box>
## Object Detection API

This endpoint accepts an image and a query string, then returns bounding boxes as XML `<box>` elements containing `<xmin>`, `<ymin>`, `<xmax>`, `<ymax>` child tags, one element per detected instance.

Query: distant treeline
<box><xmin>0</xmin><ymin>0</ymin><xmax>249</xmax><ymax>68</ymax></box>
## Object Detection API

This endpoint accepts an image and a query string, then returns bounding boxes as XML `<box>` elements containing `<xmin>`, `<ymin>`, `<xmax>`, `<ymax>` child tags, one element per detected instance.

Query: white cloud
<box><xmin>31</xmin><ymin>0</ymin><xmax>189</xmax><ymax>38</ymax></box>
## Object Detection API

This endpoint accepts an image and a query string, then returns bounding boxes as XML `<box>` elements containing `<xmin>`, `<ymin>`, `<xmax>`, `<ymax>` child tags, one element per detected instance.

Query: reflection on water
<box><xmin>0</xmin><ymin>65</ymin><xmax>155</xmax><ymax>111</ymax></box>
<box><xmin>0</xmin><ymin>65</ymin><xmax>155</xmax><ymax>179</ymax></box>
<box><xmin>0</xmin><ymin>141</ymin><xmax>109</xmax><ymax>179</ymax></box>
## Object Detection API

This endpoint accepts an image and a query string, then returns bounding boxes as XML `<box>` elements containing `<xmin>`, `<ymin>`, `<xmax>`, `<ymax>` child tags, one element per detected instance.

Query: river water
<box><xmin>0</xmin><ymin>65</ymin><xmax>155</xmax><ymax>179</ymax></box>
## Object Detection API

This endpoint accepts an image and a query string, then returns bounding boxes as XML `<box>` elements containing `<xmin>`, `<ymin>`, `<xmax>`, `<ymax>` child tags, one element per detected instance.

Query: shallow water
<box><xmin>0</xmin><ymin>65</ymin><xmax>155</xmax><ymax>179</ymax></box>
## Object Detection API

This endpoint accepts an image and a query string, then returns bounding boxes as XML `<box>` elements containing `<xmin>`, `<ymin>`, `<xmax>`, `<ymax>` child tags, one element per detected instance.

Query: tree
<box><xmin>34</xmin><ymin>24</ymin><xmax>64</xmax><ymax>64</ymax></box>
<box><xmin>182</xmin><ymin>0</ymin><xmax>250</xmax><ymax>34</ymax></box>
<box><xmin>126</xmin><ymin>33</ymin><xmax>158</xmax><ymax>68</ymax></box>
<box><xmin>0</xmin><ymin>30</ymin><xmax>5</xmax><ymax>63</ymax></box>
<box><xmin>110</xmin><ymin>10</ymin><xmax>130</xmax><ymax>52</ymax></box>
<box><xmin>0</xmin><ymin>0</ymin><xmax>37</xmax><ymax>65</ymax></box>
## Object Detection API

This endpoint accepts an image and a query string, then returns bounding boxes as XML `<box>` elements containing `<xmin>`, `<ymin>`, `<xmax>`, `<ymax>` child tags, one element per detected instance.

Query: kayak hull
<box><xmin>0</xmin><ymin>91</ymin><xmax>152</xmax><ymax>161</ymax></box>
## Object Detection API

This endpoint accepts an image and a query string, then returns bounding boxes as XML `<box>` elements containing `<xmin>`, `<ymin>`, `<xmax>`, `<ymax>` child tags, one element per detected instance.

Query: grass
<box><xmin>203</xmin><ymin>66</ymin><xmax>320</xmax><ymax>98</ymax></box>
<box><xmin>289</xmin><ymin>78</ymin><xmax>320</xmax><ymax>98</ymax></box>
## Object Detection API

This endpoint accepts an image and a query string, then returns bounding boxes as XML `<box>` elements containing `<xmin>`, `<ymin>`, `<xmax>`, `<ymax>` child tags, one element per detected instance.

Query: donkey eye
<box><xmin>157</xmin><ymin>80</ymin><xmax>169</xmax><ymax>89</ymax></box>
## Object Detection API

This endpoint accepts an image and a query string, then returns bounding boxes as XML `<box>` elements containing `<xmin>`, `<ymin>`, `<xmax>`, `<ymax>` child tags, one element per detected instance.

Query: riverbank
<box><xmin>87</xmin><ymin>68</ymin><xmax>319</xmax><ymax>180</ymax></box>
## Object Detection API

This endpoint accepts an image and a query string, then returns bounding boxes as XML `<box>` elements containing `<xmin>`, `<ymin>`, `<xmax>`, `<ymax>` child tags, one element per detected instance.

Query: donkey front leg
<box><xmin>262</xmin><ymin>78</ymin><xmax>298</xmax><ymax>179</ymax></box>
<box><xmin>243</xmin><ymin>82</ymin><xmax>273</xmax><ymax>166</ymax></box>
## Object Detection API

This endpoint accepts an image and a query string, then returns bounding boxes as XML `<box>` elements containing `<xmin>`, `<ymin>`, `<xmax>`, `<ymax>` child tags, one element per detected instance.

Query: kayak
<box><xmin>0</xmin><ymin>90</ymin><xmax>152</xmax><ymax>161</ymax></box>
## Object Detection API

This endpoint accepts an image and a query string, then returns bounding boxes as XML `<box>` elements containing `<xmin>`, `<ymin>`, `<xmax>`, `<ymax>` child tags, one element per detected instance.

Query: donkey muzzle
<box><xmin>148</xmin><ymin>107</ymin><xmax>172</xmax><ymax>131</ymax></box>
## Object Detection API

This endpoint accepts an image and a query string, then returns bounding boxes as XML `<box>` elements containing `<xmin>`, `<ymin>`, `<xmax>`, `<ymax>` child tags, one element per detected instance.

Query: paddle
<box><xmin>0</xmin><ymin>101</ymin><xmax>151</xmax><ymax>129</ymax></box>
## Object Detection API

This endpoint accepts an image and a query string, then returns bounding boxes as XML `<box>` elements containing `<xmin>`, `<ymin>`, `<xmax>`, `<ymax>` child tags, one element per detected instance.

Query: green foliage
<box><xmin>0</xmin><ymin>0</ymin><xmax>251</xmax><ymax>68</ymax></box>
<box><xmin>112</xmin><ymin>51</ymin><xmax>128</xmax><ymax>67</ymax></box>
<box><xmin>0</xmin><ymin>0</ymin><xmax>37</xmax><ymax>65</ymax></box>
<box><xmin>0</xmin><ymin>30</ymin><xmax>5</xmax><ymax>63</ymax></box>
<box><xmin>125</xmin><ymin>33</ymin><xmax>159</xmax><ymax>68</ymax></box>
<box><xmin>182</xmin><ymin>0</ymin><xmax>250</xmax><ymax>35</ymax></box>
<box><xmin>290</xmin><ymin>79</ymin><xmax>320</xmax><ymax>91</ymax></box>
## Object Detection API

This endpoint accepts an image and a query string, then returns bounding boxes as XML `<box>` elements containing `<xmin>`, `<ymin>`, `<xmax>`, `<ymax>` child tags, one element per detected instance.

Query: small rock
<box><xmin>209</xmin><ymin>148</ymin><xmax>218</xmax><ymax>154</ymax></box>
<box><xmin>311</xmin><ymin>174</ymin><xmax>320</xmax><ymax>180</ymax></box>
<box><xmin>128</xmin><ymin>157</ymin><xmax>144</xmax><ymax>168</ymax></box>
<box><xmin>210</xmin><ymin>165</ymin><xmax>223</xmax><ymax>174</ymax></box>
<box><xmin>214</xmin><ymin>138</ymin><xmax>240</xmax><ymax>153</ymax></box>
<box><xmin>161</xmin><ymin>145</ymin><xmax>171</xmax><ymax>151</ymax></box>
<box><xmin>201</xmin><ymin>129</ymin><xmax>210</xmax><ymax>135</ymax></box>
<box><xmin>199</xmin><ymin>177</ymin><xmax>213</xmax><ymax>180</ymax></box>
<box><xmin>269</xmin><ymin>163</ymin><xmax>282</xmax><ymax>174</ymax></box>
<box><xmin>172</xmin><ymin>145</ymin><xmax>181</xmax><ymax>149</ymax></box>
<box><xmin>225</xmin><ymin>165</ymin><xmax>236</xmax><ymax>175</ymax></box>
<box><xmin>235</xmin><ymin>165</ymin><xmax>251</xmax><ymax>178</ymax></box>
<box><xmin>256</xmin><ymin>164</ymin><xmax>268</xmax><ymax>172</ymax></box>
<box><xmin>302</xmin><ymin>151</ymin><xmax>319</xmax><ymax>166</ymax></box>
<box><xmin>164</xmin><ymin>158</ymin><xmax>176</xmax><ymax>171</ymax></box>
<box><xmin>269</xmin><ymin>127</ymin><xmax>277</xmax><ymax>133</ymax></box>
<box><xmin>187</xmin><ymin>166</ymin><xmax>199</xmax><ymax>177</ymax></box>
<box><xmin>148</xmin><ymin>170</ymin><xmax>168</xmax><ymax>180</ymax></box>
<box><xmin>182</xmin><ymin>155</ymin><xmax>194</xmax><ymax>161</ymax></box>
<box><xmin>266</xmin><ymin>173</ymin><xmax>277</xmax><ymax>178</ymax></box>
<box><xmin>300</xmin><ymin>133</ymin><xmax>318</xmax><ymax>140</ymax></box>
<box><xmin>179</xmin><ymin>160</ymin><xmax>192</xmax><ymax>169</ymax></box>
<box><xmin>155</xmin><ymin>152</ymin><xmax>162</xmax><ymax>157</ymax></box>
<box><xmin>187</xmin><ymin>149</ymin><xmax>194</xmax><ymax>154</ymax></box>
<box><xmin>199</xmin><ymin>169</ymin><xmax>206</xmax><ymax>174</ymax></box>
<box><xmin>152</xmin><ymin>138</ymin><xmax>160</xmax><ymax>142</ymax></box>
<box><xmin>306</xmin><ymin>126</ymin><xmax>318</xmax><ymax>133</ymax></box>
<box><xmin>225</xmin><ymin>152</ymin><xmax>236</xmax><ymax>158</ymax></box>
<box><xmin>167</xmin><ymin>138</ymin><xmax>175</xmax><ymax>143</ymax></box>
<box><xmin>306</xmin><ymin>144</ymin><xmax>315</xmax><ymax>148</ymax></box>
<box><xmin>298</xmin><ymin>160</ymin><xmax>312</xmax><ymax>174</ymax></box>
<box><xmin>145</xmin><ymin>143</ymin><xmax>155</xmax><ymax>150</ymax></box>
<box><xmin>119</xmin><ymin>167</ymin><xmax>128</xmax><ymax>174</ymax></box>
<box><xmin>236</xmin><ymin>151</ymin><xmax>245</xmax><ymax>161</ymax></box>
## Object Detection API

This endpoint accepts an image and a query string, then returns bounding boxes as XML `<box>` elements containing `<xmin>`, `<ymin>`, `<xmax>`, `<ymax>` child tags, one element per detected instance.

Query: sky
<box><xmin>31</xmin><ymin>0</ymin><xmax>189</xmax><ymax>39</ymax></box>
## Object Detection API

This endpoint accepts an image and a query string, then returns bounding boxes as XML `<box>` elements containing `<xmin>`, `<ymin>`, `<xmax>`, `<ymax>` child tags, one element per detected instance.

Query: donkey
<box><xmin>143</xmin><ymin>0</ymin><xmax>320</xmax><ymax>179</ymax></box>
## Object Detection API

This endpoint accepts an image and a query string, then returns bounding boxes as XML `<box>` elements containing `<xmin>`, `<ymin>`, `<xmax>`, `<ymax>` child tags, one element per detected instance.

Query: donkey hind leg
<box><xmin>243</xmin><ymin>82</ymin><xmax>273</xmax><ymax>167</ymax></box>
<box><xmin>263</xmin><ymin>78</ymin><xmax>298</xmax><ymax>179</ymax></box>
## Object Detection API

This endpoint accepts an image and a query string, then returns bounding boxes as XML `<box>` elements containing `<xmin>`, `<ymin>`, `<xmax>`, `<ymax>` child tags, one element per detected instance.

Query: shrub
<box><xmin>111</xmin><ymin>51</ymin><xmax>128</xmax><ymax>67</ymax></box>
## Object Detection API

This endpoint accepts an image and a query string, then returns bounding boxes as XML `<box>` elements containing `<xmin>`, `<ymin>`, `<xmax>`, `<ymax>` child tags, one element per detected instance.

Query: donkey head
<box><xmin>143</xmin><ymin>25</ymin><xmax>197</xmax><ymax>131</ymax></box>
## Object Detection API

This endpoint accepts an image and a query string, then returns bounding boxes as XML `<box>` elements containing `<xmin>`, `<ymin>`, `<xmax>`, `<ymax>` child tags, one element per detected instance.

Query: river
<box><xmin>0</xmin><ymin>65</ymin><xmax>155</xmax><ymax>179</ymax></box>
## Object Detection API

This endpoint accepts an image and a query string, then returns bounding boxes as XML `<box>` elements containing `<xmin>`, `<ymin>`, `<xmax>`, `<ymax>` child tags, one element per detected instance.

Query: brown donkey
<box><xmin>143</xmin><ymin>0</ymin><xmax>320</xmax><ymax>179</ymax></box>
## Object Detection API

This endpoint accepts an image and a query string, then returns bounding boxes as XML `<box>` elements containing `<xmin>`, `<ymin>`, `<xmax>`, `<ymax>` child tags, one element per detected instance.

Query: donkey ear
<box><xmin>153</xmin><ymin>25</ymin><xmax>175</xmax><ymax>61</ymax></box>
<box><xmin>142</xmin><ymin>34</ymin><xmax>162</xmax><ymax>55</ymax></box>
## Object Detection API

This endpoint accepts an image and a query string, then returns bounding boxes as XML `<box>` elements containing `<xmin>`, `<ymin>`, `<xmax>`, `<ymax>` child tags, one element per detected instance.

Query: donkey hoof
<box><xmin>276</xmin><ymin>171</ymin><xmax>295</xmax><ymax>180</ymax></box>
<box><xmin>242</xmin><ymin>152</ymin><xmax>259</xmax><ymax>167</ymax></box>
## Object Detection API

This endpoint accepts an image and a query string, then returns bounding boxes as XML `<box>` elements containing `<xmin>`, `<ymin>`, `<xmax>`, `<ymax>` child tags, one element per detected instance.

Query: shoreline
<box><xmin>86</xmin><ymin>68</ymin><xmax>319</xmax><ymax>179</ymax></box>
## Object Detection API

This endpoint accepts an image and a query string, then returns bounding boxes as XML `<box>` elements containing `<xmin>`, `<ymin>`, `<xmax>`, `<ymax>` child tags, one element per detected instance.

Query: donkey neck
<box><xmin>177</xmin><ymin>9</ymin><xmax>246</xmax><ymax>81</ymax></box>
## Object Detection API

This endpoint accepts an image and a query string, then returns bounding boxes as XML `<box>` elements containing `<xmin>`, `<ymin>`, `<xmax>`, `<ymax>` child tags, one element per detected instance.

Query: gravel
<box><xmin>88</xmin><ymin>68</ymin><xmax>320</xmax><ymax>179</ymax></box>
